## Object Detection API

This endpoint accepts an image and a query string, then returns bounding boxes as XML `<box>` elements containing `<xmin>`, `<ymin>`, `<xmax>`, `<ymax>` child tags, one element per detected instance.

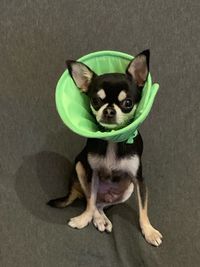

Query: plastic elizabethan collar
<box><xmin>56</xmin><ymin>50</ymin><xmax>159</xmax><ymax>144</ymax></box>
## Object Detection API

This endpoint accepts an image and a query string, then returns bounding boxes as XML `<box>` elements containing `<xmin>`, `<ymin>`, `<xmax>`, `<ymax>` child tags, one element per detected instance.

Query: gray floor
<box><xmin>1</xmin><ymin>1</ymin><xmax>200</xmax><ymax>266</ymax></box>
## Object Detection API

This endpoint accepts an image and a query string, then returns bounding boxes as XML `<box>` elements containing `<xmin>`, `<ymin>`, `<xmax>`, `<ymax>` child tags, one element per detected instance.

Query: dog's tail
<box><xmin>47</xmin><ymin>181</ymin><xmax>84</xmax><ymax>208</ymax></box>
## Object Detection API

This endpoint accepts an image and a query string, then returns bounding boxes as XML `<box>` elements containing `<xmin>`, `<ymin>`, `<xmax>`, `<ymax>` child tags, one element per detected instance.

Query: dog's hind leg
<box><xmin>47</xmin><ymin>181</ymin><xmax>84</xmax><ymax>208</ymax></box>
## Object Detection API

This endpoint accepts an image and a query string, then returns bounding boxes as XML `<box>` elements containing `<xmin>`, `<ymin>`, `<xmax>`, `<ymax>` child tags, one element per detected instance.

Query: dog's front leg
<box><xmin>136</xmin><ymin>178</ymin><xmax>163</xmax><ymax>246</ymax></box>
<box><xmin>68</xmin><ymin>161</ymin><xmax>99</xmax><ymax>229</ymax></box>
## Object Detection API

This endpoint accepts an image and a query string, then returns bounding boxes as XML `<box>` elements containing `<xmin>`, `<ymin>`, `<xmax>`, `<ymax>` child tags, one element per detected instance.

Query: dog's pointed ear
<box><xmin>66</xmin><ymin>60</ymin><xmax>96</xmax><ymax>92</ymax></box>
<box><xmin>126</xmin><ymin>50</ymin><xmax>150</xmax><ymax>87</ymax></box>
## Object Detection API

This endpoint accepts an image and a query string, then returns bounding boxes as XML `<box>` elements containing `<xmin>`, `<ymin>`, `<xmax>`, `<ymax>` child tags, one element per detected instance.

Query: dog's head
<box><xmin>66</xmin><ymin>50</ymin><xmax>149</xmax><ymax>130</ymax></box>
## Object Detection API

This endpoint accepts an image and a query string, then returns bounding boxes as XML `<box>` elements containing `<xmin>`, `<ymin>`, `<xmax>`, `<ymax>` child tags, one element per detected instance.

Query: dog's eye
<box><xmin>122</xmin><ymin>99</ymin><xmax>133</xmax><ymax>108</ymax></box>
<box><xmin>91</xmin><ymin>97</ymin><xmax>102</xmax><ymax>107</ymax></box>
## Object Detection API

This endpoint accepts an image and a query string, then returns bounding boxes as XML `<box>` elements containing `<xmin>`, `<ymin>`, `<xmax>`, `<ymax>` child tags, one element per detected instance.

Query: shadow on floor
<box><xmin>15</xmin><ymin>150</ymin><xmax>139</xmax><ymax>229</ymax></box>
<box><xmin>15</xmin><ymin>151</ymin><xmax>85</xmax><ymax>224</ymax></box>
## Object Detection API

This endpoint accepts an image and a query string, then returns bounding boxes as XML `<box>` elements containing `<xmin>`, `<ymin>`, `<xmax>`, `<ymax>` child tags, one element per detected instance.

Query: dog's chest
<box><xmin>88</xmin><ymin>142</ymin><xmax>139</xmax><ymax>178</ymax></box>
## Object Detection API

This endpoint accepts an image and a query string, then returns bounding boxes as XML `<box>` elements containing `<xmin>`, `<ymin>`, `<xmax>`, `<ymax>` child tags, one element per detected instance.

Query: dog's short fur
<box><xmin>48</xmin><ymin>50</ymin><xmax>163</xmax><ymax>246</ymax></box>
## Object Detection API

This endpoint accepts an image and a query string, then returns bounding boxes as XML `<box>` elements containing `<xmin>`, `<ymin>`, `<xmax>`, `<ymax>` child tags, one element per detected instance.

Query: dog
<box><xmin>48</xmin><ymin>50</ymin><xmax>163</xmax><ymax>246</ymax></box>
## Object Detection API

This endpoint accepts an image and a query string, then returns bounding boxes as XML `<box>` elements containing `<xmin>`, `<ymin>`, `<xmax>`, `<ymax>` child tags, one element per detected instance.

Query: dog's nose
<box><xmin>103</xmin><ymin>107</ymin><xmax>116</xmax><ymax>118</ymax></box>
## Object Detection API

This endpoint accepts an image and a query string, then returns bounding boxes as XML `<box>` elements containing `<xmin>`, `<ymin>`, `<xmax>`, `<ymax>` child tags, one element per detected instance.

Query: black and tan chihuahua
<box><xmin>48</xmin><ymin>50</ymin><xmax>163</xmax><ymax>246</ymax></box>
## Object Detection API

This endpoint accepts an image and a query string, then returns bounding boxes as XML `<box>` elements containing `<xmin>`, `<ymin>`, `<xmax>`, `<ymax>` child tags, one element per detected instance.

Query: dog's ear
<box><xmin>126</xmin><ymin>50</ymin><xmax>150</xmax><ymax>87</ymax></box>
<box><xmin>66</xmin><ymin>60</ymin><xmax>96</xmax><ymax>92</ymax></box>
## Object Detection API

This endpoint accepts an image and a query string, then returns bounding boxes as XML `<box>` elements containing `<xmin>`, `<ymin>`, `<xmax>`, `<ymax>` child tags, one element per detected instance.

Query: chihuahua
<box><xmin>48</xmin><ymin>50</ymin><xmax>163</xmax><ymax>246</ymax></box>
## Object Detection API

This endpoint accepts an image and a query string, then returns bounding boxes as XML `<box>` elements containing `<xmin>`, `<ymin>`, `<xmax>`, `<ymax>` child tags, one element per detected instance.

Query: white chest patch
<box><xmin>88</xmin><ymin>142</ymin><xmax>139</xmax><ymax>178</ymax></box>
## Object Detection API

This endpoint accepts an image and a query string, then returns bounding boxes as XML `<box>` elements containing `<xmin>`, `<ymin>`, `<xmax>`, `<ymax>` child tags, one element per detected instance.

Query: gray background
<box><xmin>1</xmin><ymin>1</ymin><xmax>200</xmax><ymax>266</ymax></box>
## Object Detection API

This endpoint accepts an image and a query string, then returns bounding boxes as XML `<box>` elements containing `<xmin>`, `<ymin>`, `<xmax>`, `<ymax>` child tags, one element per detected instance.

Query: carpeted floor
<box><xmin>1</xmin><ymin>1</ymin><xmax>200</xmax><ymax>266</ymax></box>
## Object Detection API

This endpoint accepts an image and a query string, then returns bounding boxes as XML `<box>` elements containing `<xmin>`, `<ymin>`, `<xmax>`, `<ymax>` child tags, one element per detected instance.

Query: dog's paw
<box><xmin>93</xmin><ymin>212</ymin><xmax>112</xmax><ymax>233</ymax></box>
<box><xmin>68</xmin><ymin>212</ymin><xmax>92</xmax><ymax>229</ymax></box>
<box><xmin>93</xmin><ymin>213</ymin><xmax>106</xmax><ymax>232</ymax></box>
<box><xmin>142</xmin><ymin>224</ymin><xmax>163</xmax><ymax>247</ymax></box>
<box><xmin>102</xmin><ymin>214</ymin><xmax>112</xmax><ymax>232</ymax></box>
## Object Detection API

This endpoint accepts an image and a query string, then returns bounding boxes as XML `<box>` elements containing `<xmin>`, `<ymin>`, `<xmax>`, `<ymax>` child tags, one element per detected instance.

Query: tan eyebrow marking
<box><xmin>97</xmin><ymin>89</ymin><xmax>106</xmax><ymax>100</ymax></box>
<box><xmin>118</xmin><ymin>91</ymin><xmax>127</xmax><ymax>101</ymax></box>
